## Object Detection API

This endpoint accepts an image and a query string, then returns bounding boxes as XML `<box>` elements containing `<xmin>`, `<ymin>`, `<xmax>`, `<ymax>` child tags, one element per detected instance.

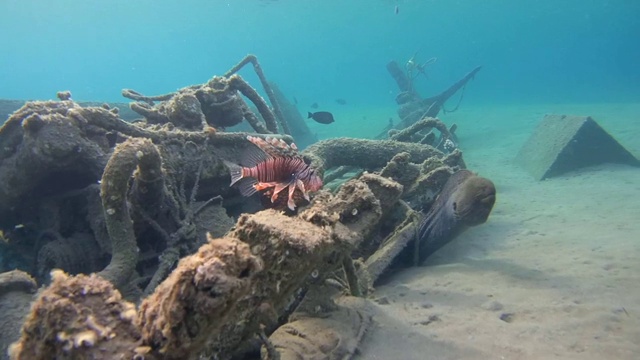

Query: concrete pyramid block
<box><xmin>517</xmin><ymin>114</ymin><xmax>639</xmax><ymax>180</ymax></box>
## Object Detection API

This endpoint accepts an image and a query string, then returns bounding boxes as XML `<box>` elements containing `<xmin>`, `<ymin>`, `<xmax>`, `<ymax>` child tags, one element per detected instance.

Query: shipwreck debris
<box><xmin>99</xmin><ymin>137</ymin><xmax>162</xmax><ymax>293</ymax></box>
<box><xmin>122</xmin><ymin>54</ymin><xmax>290</xmax><ymax>135</ymax></box>
<box><xmin>261</xmin><ymin>293</ymin><xmax>372</xmax><ymax>360</ymax></box>
<box><xmin>379</xmin><ymin>60</ymin><xmax>481</xmax><ymax>139</ymax></box>
<box><xmin>9</xmin><ymin>173</ymin><xmax>391</xmax><ymax>360</ymax></box>
<box><xmin>269</xmin><ymin>82</ymin><xmax>317</xmax><ymax>149</ymax></box>
<box><xmin>8</xmin><ymin>270</ymin><xmax>149</xmax><ymax>360</ymax></box>
<box><xmin>0</xmin><ymin>53</ymin><xmax>495</xmax><ymax>360</ymax></box>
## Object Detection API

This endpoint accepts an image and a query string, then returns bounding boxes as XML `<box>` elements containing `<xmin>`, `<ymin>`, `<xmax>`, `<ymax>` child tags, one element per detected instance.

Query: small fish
<box><xmin>308</xmin><ymin>111</ymin><xmax>335</xmax><ymax>124</ymax></box>
<box><xmin>225</xmin><ymin>136</ymin><xmax>323</xmax><ymax>211</ymax></box>
<box><xmin>335</xmin><ymin>98</ymin><xmax>347</xmax><ymax>105</ymax></box>
<box><xmin>310</xmin><ymin>102</ymin><xmax>319</xmax><ymax>109</ymax></box>
<box><xmin>395</xmin><ymin>5</ymin><xmax>399</xmax><ymax>14</ymax></box>
<box><xmin>293</xmin><ymin>96</ymin><xmax>298</xmax><ymax>105</ymax></box>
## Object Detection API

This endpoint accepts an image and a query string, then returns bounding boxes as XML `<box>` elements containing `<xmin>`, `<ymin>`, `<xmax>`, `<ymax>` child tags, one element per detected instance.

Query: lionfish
<box><xmin>224</xmin><ymin>136</ymin><xmax>323</xmax><ymax>211</ymax></box>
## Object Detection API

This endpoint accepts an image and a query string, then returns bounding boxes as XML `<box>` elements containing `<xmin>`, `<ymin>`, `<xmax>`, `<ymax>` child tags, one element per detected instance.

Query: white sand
<box><xmin>355</xmin><ymin>103</ymin><xmax>640</xmax><ymax>360</ymax></box>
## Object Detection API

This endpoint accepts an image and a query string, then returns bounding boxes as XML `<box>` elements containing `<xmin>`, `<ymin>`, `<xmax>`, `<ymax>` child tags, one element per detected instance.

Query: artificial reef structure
<box><xmin>0</xmin><ymin>55</ymin><xmax>493</xmax><ymax>360</ymax></box>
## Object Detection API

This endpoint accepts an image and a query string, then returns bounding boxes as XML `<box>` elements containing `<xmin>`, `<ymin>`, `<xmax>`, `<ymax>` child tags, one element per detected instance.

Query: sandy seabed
<box><xmin>346</xmin><ymin>103</ymin><xmax>640</xmax><ymax>360</ymax></box>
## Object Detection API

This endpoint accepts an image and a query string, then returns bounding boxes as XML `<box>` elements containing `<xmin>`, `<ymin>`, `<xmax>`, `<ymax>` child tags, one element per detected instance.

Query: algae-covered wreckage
<box><xmin>0</xmin><ymin>55</ymin><xmax>494</xmax><ymax>360</ymax></box>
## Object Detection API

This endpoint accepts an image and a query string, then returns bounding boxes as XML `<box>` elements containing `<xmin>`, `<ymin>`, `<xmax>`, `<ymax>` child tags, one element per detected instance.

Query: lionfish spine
<box><xmin>247</xmin><ymin>136</ymin><xmax>299</xmax><ymax>158</ymax></box>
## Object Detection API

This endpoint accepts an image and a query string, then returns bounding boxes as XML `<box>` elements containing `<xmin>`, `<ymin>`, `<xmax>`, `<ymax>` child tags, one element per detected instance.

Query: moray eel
<box><xmin>415</xmin><ymin>169</ymin><xmax>496</xmax><ymax>263</ymax></box>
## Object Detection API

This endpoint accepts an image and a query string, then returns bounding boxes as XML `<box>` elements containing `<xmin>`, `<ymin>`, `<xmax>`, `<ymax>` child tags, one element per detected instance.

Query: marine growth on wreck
<box><xmin>0</xmin><ymin>52</ymin><xmax>491</xmax><ymax>360</ymax></box>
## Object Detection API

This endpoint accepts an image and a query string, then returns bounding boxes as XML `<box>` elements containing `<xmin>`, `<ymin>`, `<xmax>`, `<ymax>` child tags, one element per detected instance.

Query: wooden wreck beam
<box><xmin>420</xmin><ymin>65</ymin><xmax>482</xmax><ymax>118</ymax></box>
<box><xmin>386</xmin><ymin>61</ymin><xmax>413</xmax><ymax>94</ymax></box>
<box><xmin>379</xmin><ymin>65</ymin><xmax>482</xmax><ymax>139</ymax></box>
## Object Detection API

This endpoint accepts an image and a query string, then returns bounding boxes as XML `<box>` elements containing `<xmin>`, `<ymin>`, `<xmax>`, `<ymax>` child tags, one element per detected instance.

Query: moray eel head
<box><xmin>453</xmin><ymin>175</ymin><xmax>496</xmax><ymax>227</ymax></box>
<box><xmin>404</xmin><ymin>170</ymin><xmax>497</xmax><ymax>265</ymax></box>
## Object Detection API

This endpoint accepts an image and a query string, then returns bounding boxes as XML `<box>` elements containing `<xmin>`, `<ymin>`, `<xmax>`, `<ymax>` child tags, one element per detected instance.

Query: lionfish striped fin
<box><xmin>240</xmin><ymin>141</ymin><xmax>269</xmax><ymax>167</ymax></box>
<box><xmin>287</xmin><ymin>182</ymin><xmax>297</xmax><ymax>210</ymax></box>
<box><xmin>296</xmin><ymin>179</ymin><xmax>310</xmax><ymax>201</ymax></box>
<box><xmin>270</xmin><ymin>181</ymin><xmax>291</xmax><ymax>203</ymax></box>
<box><xmin>236</xmin><ymin>177</ymin><xmax>259</xmax><ymax>197</ymax></box>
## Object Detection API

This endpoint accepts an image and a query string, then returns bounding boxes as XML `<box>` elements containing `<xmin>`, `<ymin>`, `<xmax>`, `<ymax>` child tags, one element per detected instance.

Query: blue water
<box><xmin>1</xmin><ymin>0</ymin><xmax>639</xmax><ymax>107</ymax></box>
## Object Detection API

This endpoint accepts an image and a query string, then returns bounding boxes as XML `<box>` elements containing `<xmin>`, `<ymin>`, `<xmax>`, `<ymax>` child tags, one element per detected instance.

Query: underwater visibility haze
<box><xmin>0</xmin><ymin>1</ymin><xmax>639</xmax><ymax>360</ymax></box>
<box><xmin>1</xmin><ymin>0</ymin><xmax>639</xmax><ymax>107</ymax></box>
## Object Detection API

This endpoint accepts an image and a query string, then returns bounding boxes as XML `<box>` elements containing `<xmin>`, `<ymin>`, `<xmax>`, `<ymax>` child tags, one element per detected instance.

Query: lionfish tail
<box><xmin>223</xmin><ymin>160</ymin><xmax>244</xmax><ymax>186</ymax></box>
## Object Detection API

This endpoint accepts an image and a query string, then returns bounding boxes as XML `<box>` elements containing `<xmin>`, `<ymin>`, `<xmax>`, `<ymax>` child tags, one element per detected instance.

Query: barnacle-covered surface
<box><xmin>8</xmin><ymin>270</ymin><xmax>151</xmax><ymax>360</ymax></box>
